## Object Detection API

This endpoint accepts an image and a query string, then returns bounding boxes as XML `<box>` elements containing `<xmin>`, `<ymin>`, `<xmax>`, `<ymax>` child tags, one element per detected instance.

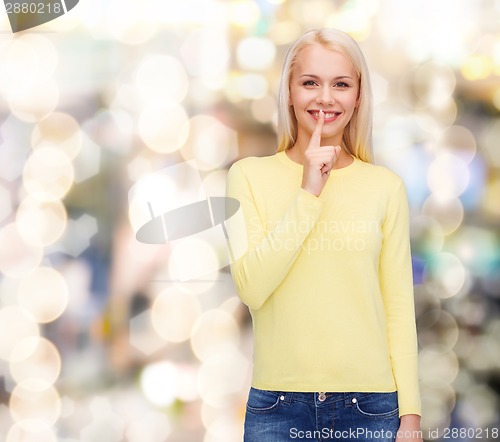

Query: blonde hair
<box><xmin>276</xmin><ymin>28</ymin><xmax>374</xmax><ymax>163</ymax></box>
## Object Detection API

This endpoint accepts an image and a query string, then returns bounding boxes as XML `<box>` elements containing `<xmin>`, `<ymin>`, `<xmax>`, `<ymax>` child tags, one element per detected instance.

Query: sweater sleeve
<box><xmin>379</xmin><ymin>179</ymin><xmax>421</xmax><ymax>418</ymax></box>
<box><xmin>225</xmin><ymin>161</ymin><xmax>324</xmax><ymax>310</ymax></box>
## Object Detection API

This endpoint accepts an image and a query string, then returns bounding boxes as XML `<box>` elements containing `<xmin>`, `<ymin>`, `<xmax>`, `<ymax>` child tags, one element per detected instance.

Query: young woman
<box><xmin>226</xmin><ymin>28</ymin><xmax>422</xmax><ymax>442</ymax></box>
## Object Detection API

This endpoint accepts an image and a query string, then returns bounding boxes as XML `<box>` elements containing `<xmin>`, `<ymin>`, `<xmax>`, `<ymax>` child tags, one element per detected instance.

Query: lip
<box><xmin>307</xmin><ymin>110</ymin><xmax>342</xmax><ymax>123</ymax></box>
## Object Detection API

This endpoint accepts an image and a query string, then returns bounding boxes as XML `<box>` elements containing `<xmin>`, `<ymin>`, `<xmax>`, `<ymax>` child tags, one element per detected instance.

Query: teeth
<box><xmin>309</xmin><ymin>111</ymin><xmax>339</xmax><ymax>118</ymax></box>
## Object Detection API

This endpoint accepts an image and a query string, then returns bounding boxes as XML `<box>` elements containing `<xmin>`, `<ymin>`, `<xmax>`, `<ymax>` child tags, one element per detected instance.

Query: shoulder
<box><xmin>357</xmin><ymin>159</ymin><xmax>405</xmax><ymax>190</ymax></box>
<box><xmin>228</xmin><ymin>153</ymin><xmax>281</xmax><ymax>178</ymax></box>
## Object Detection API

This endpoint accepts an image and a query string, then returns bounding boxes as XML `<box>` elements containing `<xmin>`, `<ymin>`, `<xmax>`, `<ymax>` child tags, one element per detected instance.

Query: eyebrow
<box><xmin>300</xmin><ymin>74</ymin><xmax>354</xmax><ymax>80</ymax></box>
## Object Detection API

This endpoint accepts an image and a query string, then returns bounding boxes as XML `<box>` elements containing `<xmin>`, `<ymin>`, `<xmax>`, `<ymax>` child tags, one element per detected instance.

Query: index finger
<box><xmin>308</xmin><ymin>109</ymin><xmax>324</xmax><ymax>149</ymax></box>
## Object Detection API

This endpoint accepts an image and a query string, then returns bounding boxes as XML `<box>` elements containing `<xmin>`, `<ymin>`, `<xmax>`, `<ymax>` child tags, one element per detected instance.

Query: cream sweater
<box><xmin>226</xmin><ymin>151</ymin><xmax>421</xmax><ymax>417</ymax></box>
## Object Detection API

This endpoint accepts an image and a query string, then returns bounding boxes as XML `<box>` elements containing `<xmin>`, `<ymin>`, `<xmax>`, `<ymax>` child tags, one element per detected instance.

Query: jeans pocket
<box><xmin>246</xmin><ymin>387</ymin><xmax>283</xmax><ymax>414</ymax></box>
<box><xmin>354</xmin><ymin>392</ymin><xmax>399</xmax><ymax>418</ymax></box>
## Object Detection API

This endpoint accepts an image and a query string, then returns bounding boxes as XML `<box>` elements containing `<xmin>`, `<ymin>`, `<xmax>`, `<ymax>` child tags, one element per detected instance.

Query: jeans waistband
<box><xmin>264</xmin><ymin>390</ymin><xmax>397</xmax><ymax>406</ymax></box>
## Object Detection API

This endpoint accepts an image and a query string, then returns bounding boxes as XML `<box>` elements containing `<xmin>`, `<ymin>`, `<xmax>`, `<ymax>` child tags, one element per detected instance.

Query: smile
<box><xmin>307</xmin><ymin>110</ymin><xmax>341</xmax><ymax>121</ymax></box>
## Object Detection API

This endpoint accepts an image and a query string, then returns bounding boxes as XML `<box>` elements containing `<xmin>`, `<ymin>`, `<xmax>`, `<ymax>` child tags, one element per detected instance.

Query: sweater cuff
<box><xmin>393</xmin><ymin>354</ymin><xmax>421</xmax><ymax>418</ymax></box>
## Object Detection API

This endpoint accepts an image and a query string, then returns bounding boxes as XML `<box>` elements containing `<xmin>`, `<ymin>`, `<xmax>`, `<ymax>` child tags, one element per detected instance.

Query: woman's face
<box><xmin>289</xmin><ymin>44</ymin><xmax>360</xmax><ymax>147</ymax></box>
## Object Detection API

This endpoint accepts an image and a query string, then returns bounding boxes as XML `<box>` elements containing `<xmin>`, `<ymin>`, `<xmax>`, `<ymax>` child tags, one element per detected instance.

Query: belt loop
<box><xmin>280</xmin><ymin>391</ymin><xmax>292</xmax><ymax>404</ymax></box>
<box><xmin>344</xmin><ymin>392</ymin><xmax>354</xmax><ymax>406</ymax></box>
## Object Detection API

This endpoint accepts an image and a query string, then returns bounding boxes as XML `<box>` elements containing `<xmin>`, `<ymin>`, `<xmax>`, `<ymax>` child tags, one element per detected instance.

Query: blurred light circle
<box><xmin>236</xmin><ymin>74</ymin><xmax>268</xmax><ymax>99</ymax></box>
<box><xmin>482</xmin><ymin>178</ymin><xmax>500</xmax><ymax>216</ymax></box>
<box><xmin>454</xmin><ymin>299</ymin><xmax>486</xmax><ymax>329</ymax></box>
<box><xmin>134</xmin><ymin>55</ymin><xmax>189</xmax><ymax>104</ymax></box>
<box><xmin>371</xmin><ymin>73</ymin><xmax>388</xmax><ymax>105</ymax></box>
<box><xmin>9</xmin><ymin>380</ymin><xmax>61</xmax><ymax>432</ymax></box>
<box><xmin>413</xmin><ymin>113</ymin><xmax>442</xmax><ymax>135</ymax></box>
<box><xmin>416</xmin><ymin>98</ymin><xmax>457</xmax><ymax>129</ymax></box>
<box><xmin>168</xmin><ymin>237</ymin><xmax>219</xmax><ymax>282</ymax></box>
<box><xmin>0</xmin><ymin>35</ymin><xmax>57</xmax><ymax>95</ymax></box>
<box><xmin>173</xmin><ymin>276</ymin><xmax>219</xmax><ymax>296</ymax></box>
<box><xmin>106</xmin><ymin>0</ymin><xmax>156</xmax><ymax>45</ymax></box>
<box><xmin>197</xmin><ymin>349</ymin><xmax>248</xmax><ymax>407</ymax></box>
<box><xmin>138</xmin><ymin>101</ymin><xmax>189</xmax><ymax>153</ymax></box>
<box><xmin>269</xmin><ymin>21</ymin><xmax>302</xmax><ymax>45</ymax></box>
<box><xmin>204</xmin><ymin>414</ymin><xmax>244</xmax><ymax>442</ymax></box>
<box><xmin>419</xmin><ymin>348</ymin><xmax>459</xmax><ymax>384</ymax></box>
<box><xmin>151</xmin><ymin>288</ymin><xmax>201</xmax><ymax>343</ymax></box>
<box><xmin>23</xmin><ymin>147</ymin><xmax>74</xmax><ymax>202</ymax></box>
<box><xmin>414</xmin><ymin>284</ymin><xmax>441</xmax><ymax>319</ymax></box>
<box><xmin>227</xmin><ymin>1</ymin><xmax>260</xmax><ymax>27</ymax></box>
<box><xmin>127</xmin><ymin>172</ymin><xmax>174</xmax><ymax>233</ymax></box>
<box><xmin>237</xmin><ymin>37</ymin><xmax>276</xmax><ymax>71</ymax></box>
<box><xmin>458</xmin><ymin>384</ymin><xmax>499</xmax><ymax>427</ymax></box>
<box><xmin>449</xmin><ymin>226</ymin><xmax>498</xmax><ymax>277</ymax></box>
<box><xmin>17</xmin><ymin>267</ymin><xmax>68</xmax><ymax>323</ymax></box>
<box><xmin>175</xmin><ymin>363</ymin><xmax>199</xmax><ymax>402</ymax></box>
<box><xmin>420</xmin><ymin>381</ymin><xmax>453</xmax><ymax>437</ymax></box>
<box><xmin>224</xmin><ymin>72</ymin><xmax>243</xmax><ymax>103</ymax></box>
<box><xmin>126</xmin><ymin>155</ymin><xmax>153</xmax><ymax>182</ymax></box>
<box><xmin>453</xmin><ymin>367</ymin><xmax>473</xmax><ymax>394</ymax></box>
<box><xmin>410</xmin><ymin>215</ymin><xmax>445</xmax><ymax>254</ymax></box>
<box><xmin>424</xmin><ymin>252</ymin><xmax>467</xmax><ymax>298</ymax></box>
<box><xmin>461</xmin><ymin>55</ymin><xmax>493</xmax><ymax>80</ymax></box>
<box><xmin>200</xmin><ymin>401</ymin><xmax>221</xmax><ymax>429</ymax></box>
<box><xmin>0</xmin><ymin>184</ymin><xmax>12</xmax><ymax>223</ymax></box>
<box><xmin>180</xmin><ymin>29</ymin><xmax>229</xmax><ymax>89</ymax></box>
<box><xmin>479</xmin><ymin>119</ymin><xmax>500</xmax><ymax>167</ymax></box>
<box><xmin>465</xmin><ymin>334</ymin><xmax>499</xmax><ymax>371</ymax></box>
<box><xmin>202</xmin><ymin>170</ymin><xmax>228</xmax><ymax>197</ymax></box>
<box><xmin>251</xmin><ymin>95</ymin><xmax>277</xmax><ymax>124</ymax></box>
<box><xmin>7</xmin><ymin>425</ymin><xmax>57</xmax><ymax>442</ymax></box>
<box><xmin>0</xmin><ymin>306</ymin><xmax>39</xmax><ymax>361</ymax></box>
<box><xmin>325</xmin><ymin>9</ymin><xmax>371</xmax><ymax>41</ymax></box>
<box><xmin>32</xmin><ymin>112</ymin><xmax>82</xmax><ymax>160</ymax></box>
<box><xmin>180</xmin><ymin>115</ymin><xmax>237</xmax><ymax>171</ymax></box>
<box><xmin>422</xmin><ymin>195</ymin><xmax>464</xmax><ymax>235</ymax></box>
<box><xmin>412</xmin><ymin>63</ymin><xmax>456</xmax><ymax>107</ymax></box>
<box><xmin>10</xmin><ymin>337</ymin><xmax>61</xmax><ymax>386</ymax></box>
<box><xmin>191</xmin><ymin>309</ymin><xmax>240</xmax><ymax>361</ymax></box>
<box><xmin>125</xmin><ymin>411</ymin><xmax>171</xmax><ymax>442</ymax></box>
<box><xmin>140</xmin><ymin>361</ymin><xmax>178</xmax><ymax>407</ymax></box>
<box><xmin>16</xmin><ymin>197</ymin><xmax>67</xmax><ymax>247</ymax></box>
<box><xmin>8</xmin><ymin>80</ymin><xmax>59</xmax><ymax>123</ymax></box>
<box><xmin>0</xmin><ymin>224</ymin><xmax>42</xmax><ymax>278</ymax></box>
<box><xmin>427</xmin><ymin>153</ymin><xmax>470</xmax><ymax>199</ymax></box>
<box><xmin>83</xmin><ymin>109</ymin><xmax>135</xmax><ymax>155</ymax></box>
<box><xmin>418</xmin><ymin>310</ymin><xmax>459</xmax><ymax>351</ymax></box>
<box><xmin>434</xmin><ymin>125</ymin><xmax>476</xmax><ymax>164</ymax></box>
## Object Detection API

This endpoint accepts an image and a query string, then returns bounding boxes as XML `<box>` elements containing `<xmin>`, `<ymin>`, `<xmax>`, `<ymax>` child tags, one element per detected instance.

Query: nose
<box><xmin>316</xmin><ymin>86</ymin><xmax>335</xmax><ymax>106</ymax></box>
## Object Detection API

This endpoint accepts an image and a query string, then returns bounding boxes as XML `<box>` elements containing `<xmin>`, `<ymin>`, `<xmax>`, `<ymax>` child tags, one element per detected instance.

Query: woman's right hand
<box><xmin>301</xmin><ymin>110</ymin><xmax>341</xmax><ymax>197</ymax></box>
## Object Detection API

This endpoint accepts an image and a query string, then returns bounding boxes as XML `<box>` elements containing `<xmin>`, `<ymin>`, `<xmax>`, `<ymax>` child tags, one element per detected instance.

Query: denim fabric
<box><xmin>244</xmin><ymin>388</ymin><xmax>400</xmax><ymax>442</ymax></box>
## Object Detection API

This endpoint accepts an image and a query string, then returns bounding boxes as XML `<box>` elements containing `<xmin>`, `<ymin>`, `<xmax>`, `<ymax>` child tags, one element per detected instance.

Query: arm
<box><xmin>379</xmin><ymin>179</ymin><xmax>421</xmax><ymax>418</ymax></box>
<box><xmin>225</xmin><ymin>161</ymin><xmax>324</xmax><ymax>310</ymax></box>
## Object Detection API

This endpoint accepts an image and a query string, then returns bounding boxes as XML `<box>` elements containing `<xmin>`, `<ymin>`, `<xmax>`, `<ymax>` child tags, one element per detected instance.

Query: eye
<box><xmin>334</xmin><ymin>81</ymin><xmax>350</xmax><ymax>88</ymax></box>
<box><xmin>302</xmin><ymin>80</ymin><xmax>317</xmax><ymax>86</ymax></box>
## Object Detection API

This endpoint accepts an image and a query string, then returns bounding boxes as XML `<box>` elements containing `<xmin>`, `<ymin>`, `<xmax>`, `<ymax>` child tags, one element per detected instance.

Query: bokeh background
<box><xmin>0</xmin><ymin>0</ymin><xmax>499</xmax><ymax>440</ymax></box>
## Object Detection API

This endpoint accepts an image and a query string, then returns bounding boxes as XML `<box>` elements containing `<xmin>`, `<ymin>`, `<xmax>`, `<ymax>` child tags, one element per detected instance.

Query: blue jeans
<box><xmin>244</xmin><ymin>388</ymin><xmax>400</xmax><ymax>442</ymax></box>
